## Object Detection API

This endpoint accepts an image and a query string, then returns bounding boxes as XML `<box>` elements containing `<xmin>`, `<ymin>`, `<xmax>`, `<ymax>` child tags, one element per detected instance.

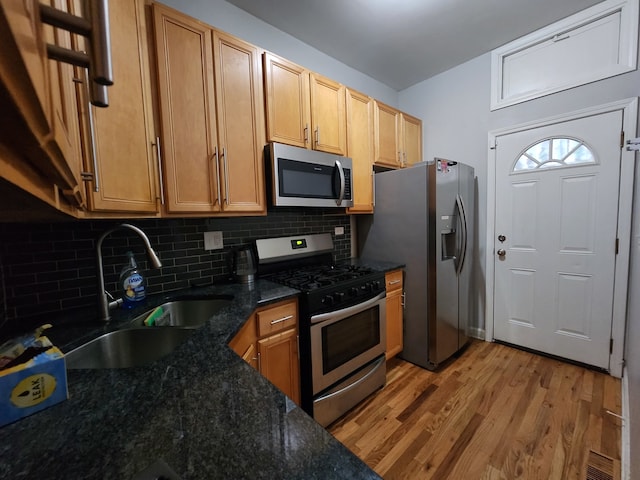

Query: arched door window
<box><xmin>513</xmin><ymin>137</ymin><xmax>596</xmax><ymax>172</ymax></box>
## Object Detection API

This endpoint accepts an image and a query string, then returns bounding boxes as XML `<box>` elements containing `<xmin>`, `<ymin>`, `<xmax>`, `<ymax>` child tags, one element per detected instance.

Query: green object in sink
<box><xmin>65</xmin><ymin>328</ymin><xmax>195</xmax><ymax>369</ymax></box>
<box><xmin>142</xmin><ymin>306</ymin><xmax>166</xmax><ymax>326</ymax></box>
<box><xmin>132</xmin><ymin>298</ymin><xmax>232</xmax><ymax>328</ymax></box>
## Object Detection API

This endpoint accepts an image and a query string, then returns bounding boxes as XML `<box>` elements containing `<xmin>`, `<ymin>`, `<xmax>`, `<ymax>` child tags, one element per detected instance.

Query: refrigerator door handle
<box><xmin>455</xmin><ymin>193</ymin><xmax>468</xmax><ymax>276</ymax></box>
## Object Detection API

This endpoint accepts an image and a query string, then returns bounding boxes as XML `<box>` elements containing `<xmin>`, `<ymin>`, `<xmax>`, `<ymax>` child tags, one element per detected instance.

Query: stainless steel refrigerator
<box><xmin>357</xmin><ymin>159</ymin><xmax>474</xmax><ymax>370</ymax></box>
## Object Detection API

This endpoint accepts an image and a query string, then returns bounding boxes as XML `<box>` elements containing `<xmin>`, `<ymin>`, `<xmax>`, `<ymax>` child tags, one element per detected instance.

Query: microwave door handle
<box><xmin>335</xmin><ymin>159</ymin><xmax>346</xmax><ymax>206</ymax></box>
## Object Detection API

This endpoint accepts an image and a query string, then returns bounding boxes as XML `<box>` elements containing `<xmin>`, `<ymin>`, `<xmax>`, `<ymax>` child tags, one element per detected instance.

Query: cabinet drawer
<box><xmin>385</xmin><ymin>270</ymin><xmax>403</xmax><ymax>292</ymax></box>
<box><xmin>257</xmin><ymin>299</ymin><xmax>297</xmax><ymax>337</ymax></box>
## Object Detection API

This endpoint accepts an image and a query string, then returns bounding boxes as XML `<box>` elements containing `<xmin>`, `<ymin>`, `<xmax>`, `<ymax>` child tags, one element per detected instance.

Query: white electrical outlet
<box><xmin>204</xmin><ymin>231</ymin><xmax>224</xmax><ymax>250</ymax></box>
<box><xmin>334</xmin><ymin>226</ymin><xmax>345</xmax><ymax>236</ymax></box>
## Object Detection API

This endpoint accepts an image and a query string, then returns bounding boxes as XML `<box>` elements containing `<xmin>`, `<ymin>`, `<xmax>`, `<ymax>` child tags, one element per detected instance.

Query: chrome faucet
<box><xmin>96</xmin><ymin>223</ymin><xmax>162</xmax><ymax>321</ymax></box>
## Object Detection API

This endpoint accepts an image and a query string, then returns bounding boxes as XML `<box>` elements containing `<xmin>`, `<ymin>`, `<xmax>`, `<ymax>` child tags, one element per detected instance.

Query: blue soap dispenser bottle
<box><xmin>119</xmin><ymin>251</ymin><xmax>146</xmax><ymax>308</ymax></box>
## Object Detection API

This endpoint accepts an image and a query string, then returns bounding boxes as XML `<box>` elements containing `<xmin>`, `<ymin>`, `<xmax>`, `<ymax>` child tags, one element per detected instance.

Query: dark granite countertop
<box><xmin>0</xmin><ymin>279</ymin><xmax>381</xmax><ymax>479</ymax></box>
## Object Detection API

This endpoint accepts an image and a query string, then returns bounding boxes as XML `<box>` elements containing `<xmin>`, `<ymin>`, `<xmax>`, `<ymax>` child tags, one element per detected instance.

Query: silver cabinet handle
<box><xmin>39</xmin><ymin>0</ymin><xmax>113</xmax><ymax>106</ymax></box>
<box><xmin>222</xmin><ymin>147</ymin><xmax>229</xmax><ymax>205</ymax></box>
<box><xmin>84</xmin><ymin>70</ymin><xmax>100</xmax><ymax>192</ymax></box>
<box><xmin>401</xmin><ymin>292</ymin><xmax>406</xmax><ymax>308</ymax></box>
<box><xmin>87</xmin><ymin>0</ymin><xmax>113</xmax><ymax>86</ymax></box>
<box><xmin>213</xmin><ymin>146</ymin><xmax>221</xmax><ymax>206</ymax></box>
<box><xmin>257</xmin><ymin>351</ymin><xmax>262</xmax><ymax>372</ymax></box>
<box><xmin>270</xmin><ymin>315</ymin><xmax>294</xmax><ymax>325</ymax></box>
<box><xmin>153</xmin><ymin>137</ymin><xmax>165</xmax><ymax>205</ymax></box>
<box><xmin>315</xmin><ymin>126</ymin><xmax>320</xmax><ymax>146</ymax></box>
<box><xmin>304</xmin><ymin>123</ymin><xmax>309</xmax><ymax>144</ymax></box>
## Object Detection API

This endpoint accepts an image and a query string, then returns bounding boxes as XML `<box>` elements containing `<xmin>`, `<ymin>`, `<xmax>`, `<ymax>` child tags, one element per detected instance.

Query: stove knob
<box><xmin>371</xmin><ymin>280</ymin><xmax>381</xmax><ymax>291</ymax></box>
<box><xmin>365</xmin><ymin>282</ymin><xmax>373</xmax><ymax>292</ymax></box>
<box><xmin>349</xmin><ymin>287</ymin><xmax>359</xmax><ymax>296</ymax></box>
<box><xmin>322</xmin><ymin>295</ymin><xmax>334</xmax><ymax>306</ymax></box>
<box><xmin>333</xmin><ymin>292</ymin><xmax>345</xmax><ymax>302</ymax></box>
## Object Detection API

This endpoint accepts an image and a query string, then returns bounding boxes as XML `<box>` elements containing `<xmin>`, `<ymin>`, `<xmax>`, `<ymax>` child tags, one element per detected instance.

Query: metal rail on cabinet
<box><xmin>39</xmin><ymin>0</ymin><xmax>113</xmax><ymax>107</ymax></box>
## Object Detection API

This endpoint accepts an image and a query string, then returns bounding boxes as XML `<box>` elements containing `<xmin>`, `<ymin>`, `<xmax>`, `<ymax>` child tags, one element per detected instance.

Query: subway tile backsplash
<box><xmin>0</xmin><ymin>208</ymin><xmax>351</xmax><ymax>330</ymax></box>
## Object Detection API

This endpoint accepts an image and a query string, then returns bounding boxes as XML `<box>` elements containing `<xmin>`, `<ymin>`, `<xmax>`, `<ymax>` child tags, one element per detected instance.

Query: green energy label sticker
<box><xmin>10</xmin><ymin>374</ymin><xmax>57</xmax><ymax>408</ymax></box>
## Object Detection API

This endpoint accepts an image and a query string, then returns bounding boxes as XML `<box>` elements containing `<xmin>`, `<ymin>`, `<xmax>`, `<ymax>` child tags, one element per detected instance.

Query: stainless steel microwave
<box><xmin>266</xmin><ymin>142</ymin><xmax>353</xmax><ymax>208</ymax></box>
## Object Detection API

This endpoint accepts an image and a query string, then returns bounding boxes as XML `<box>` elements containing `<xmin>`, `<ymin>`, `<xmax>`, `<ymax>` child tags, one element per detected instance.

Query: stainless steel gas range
<box><xmin>256</xmin><ymin>233</ymin><xmax>386</xmax><ymax>427</ymax></box>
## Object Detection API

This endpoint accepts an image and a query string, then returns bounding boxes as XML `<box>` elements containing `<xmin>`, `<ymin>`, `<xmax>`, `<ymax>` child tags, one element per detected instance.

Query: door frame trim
<box><xmin>486</xmin><ymin>97</ymin><xmax>638</xmax><ymax>378</ymax></box>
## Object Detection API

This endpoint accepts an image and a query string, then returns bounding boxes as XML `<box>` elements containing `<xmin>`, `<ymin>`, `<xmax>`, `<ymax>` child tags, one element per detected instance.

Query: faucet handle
<box><xmin>105</xmin><ymin>290</ymin><xmax>123</xmax><ymax>310</ymax></box>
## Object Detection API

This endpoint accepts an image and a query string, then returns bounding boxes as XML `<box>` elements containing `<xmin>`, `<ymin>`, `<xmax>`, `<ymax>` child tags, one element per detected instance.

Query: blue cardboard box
<box><xmin>0</xmin><ymin>327</ymin><xmax>68</xmax><ymax>427</ymax></box>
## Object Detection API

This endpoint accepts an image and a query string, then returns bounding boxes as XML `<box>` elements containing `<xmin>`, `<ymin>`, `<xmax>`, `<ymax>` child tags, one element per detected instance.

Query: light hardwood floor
<box><xmin>328</xmin><ymin>340</ymin><xmax>622</xmax><ymax>480</ymax></box>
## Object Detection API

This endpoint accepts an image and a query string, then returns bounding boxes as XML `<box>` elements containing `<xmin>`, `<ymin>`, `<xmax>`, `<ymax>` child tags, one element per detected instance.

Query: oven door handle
<box><xmin>310</xmin><ymin>291</ymin><xmax>386</xmax><ymax>325</ymax></box>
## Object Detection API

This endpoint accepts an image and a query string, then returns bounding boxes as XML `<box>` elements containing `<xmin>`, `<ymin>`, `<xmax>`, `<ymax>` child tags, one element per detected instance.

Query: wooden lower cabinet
<box><xmin>229</xmin><ymin>298</ymin><xmax>300</xmax><ymax>405</ymax></box>
<box><xmin>385</xmin><ymin>269</ymin><xmax>404</xmax><ymax>359</ymax></box>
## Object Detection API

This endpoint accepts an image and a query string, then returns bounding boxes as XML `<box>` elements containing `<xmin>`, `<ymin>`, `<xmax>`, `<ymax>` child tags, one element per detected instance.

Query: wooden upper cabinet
<box><xmin>346</xmin><ymin>88</ymin><xmax>373</xmax><ymax>214</ymax></box>
<box><xmin>374</xmin><ymin>100</ymin><xmax>401</xmax><ymax>168</ymax></box>
<box><xmin>0</xmin><ymin>0</ymin><xmax>51</xmax><ymax>142</ymax></box>
<box><xmin>76</xmin><ymin>0</ymin><xmax>159</xmax><ymax>214</ymax></box>
<box><xmin>374</xmin><ymin>100</ymin><xmax>423</xmax><ymax>168</ymax></box>
<box><xmin>309</xmin><ymin>73</ymin><xmax>346</xmax><ymax>155</ymax></box>
<box><xmin>263</xmin><ymin>52</ymin><xmax>310</xmax><ymax>149</ymax></box>
<box><xmin>213</xmin><ymin>30</ymin><xmax>266</xmax><ymax>214</ymax></box>
<box><xmin>153</xmin><ymin>4</ymin><xmax>219</xmax><ymax>213</ymax></box>
<box><xmin>0</xmin><ymin>0</ymin><xmax>84</xmax><ymax>210</ymax></box>
<box><xmin>41</xmin><ymin>0</ymin><xmax>85</xmax><ymax>209</ymax></box>
<box><xmin>264</xmin><ymin>52</ymin><xmax>346</xmax><ymax>155</ymax></box>
<box><xmin>152</xmin><ymin>5</ymin><xmax>265</xmax><ymax>215</ymax></box>
<box><xmin>400</xmin><ymin>113</ymin><xmax>422</xmax><ymax>167</ymax></box>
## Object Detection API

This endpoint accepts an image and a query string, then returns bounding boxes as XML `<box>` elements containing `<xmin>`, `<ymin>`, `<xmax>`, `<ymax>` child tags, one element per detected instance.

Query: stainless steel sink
<box><xmin>65</xmin><ymin>327</ymin><xmax>195</xmax><ymax>369</ymax></box>
<box><xmin>130</xmin><ymin>297</ymin><xmax>232</xmax><ymax>328</ymax></box>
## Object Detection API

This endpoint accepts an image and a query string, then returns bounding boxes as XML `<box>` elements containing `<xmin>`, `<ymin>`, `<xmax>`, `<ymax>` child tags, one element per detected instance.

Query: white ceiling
<box><xmin>226</xmin><ymin>0</ymin><xmax>605</xmax><ymax>90</ymax></box>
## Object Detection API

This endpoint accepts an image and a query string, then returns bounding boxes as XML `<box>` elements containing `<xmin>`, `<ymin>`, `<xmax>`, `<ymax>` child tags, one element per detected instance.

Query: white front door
<box><xmin>493</xmin><ymin>110</ymin><xmax>623</xmax><ymax>369</ymax></box>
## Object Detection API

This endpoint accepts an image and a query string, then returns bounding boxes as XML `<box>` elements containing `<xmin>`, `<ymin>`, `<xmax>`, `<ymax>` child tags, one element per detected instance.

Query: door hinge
<box><xmin>626</xmin><ymin>135</ymin><xmax>640</xmax><ymax>151</ymax></box>
<box><xmin>615</xmin><ymin>238</ymin><xmax>619</xmax><ymax>254</ymax></box>
<box><xmin>610</xmin><ymin>338</ymin><xmax>614</xmax><ymax>354</ymax></box>
<box><xmin>490</xmin><ymin>140</ymin><xmax>497</xmax><ymax>150</ymax></box>
<box><xmin>620</xmin><ymin>131</ymin><xmax>625</xmax><ymax>149</ymax></box>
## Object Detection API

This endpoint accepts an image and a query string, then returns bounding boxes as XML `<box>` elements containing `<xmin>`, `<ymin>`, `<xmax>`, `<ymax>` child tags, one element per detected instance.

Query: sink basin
<box><xmin>65</xmin><ymin>327</ymin><xmax>195</xmax><ymax>369</ymax></box>
<box><xmin>130</xmin><ymin>297</ymin><xmax>232</xmax><ymax>328</ymax></box>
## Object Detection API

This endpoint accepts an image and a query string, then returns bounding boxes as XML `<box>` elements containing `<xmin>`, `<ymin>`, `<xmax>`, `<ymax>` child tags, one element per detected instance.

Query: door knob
<box><xmin>497</xmin><ymin>249</ymin><xmax>506</xmax><ymax>257</ymax></box>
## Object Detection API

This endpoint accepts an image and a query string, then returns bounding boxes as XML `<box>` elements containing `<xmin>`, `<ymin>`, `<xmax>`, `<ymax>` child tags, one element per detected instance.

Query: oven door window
<box><xmin>321</xmin><ymin>305</ymin><xmax>380</xmax><ymax>374</ymax></box>
<box><xmin>278</xmin><ymin>158</ymin><xmax>340</xmax><ymax>199</ymax></box>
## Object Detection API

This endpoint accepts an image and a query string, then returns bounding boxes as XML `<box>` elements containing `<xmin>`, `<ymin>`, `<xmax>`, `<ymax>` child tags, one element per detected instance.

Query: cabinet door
<box><xmin>401</xmin><ymin>113</ymin><xmax>422</xmax><ymax>167</ymax></box>
<box><xmin>385</xmin><ymin>270</ymin><xmax>404</xmax><ymax>359</ymax></box>
<box><xmin>263</xmin><ymin>52</ymin><xmax>310</xmax><ymax>148</ymax></box>
<box><xmin>345</xmin><ymin>88</ymin><xmax>373</xmax><ymax>214</ymax></box>
<box><xmin>82</xmin><ymin>0</ymin><xmax>158</xmax><ymax>213</ymax></box>
<box><xmin>229</xmin><ymin>313</ymin><xmax>258</xmax><ymax>370</ymax></box>
<box><xmin>153</xmin><ymin>4</ymin><xmax>220</xmax><ymax>213</ymax></box>
<box><xmin>41</xmin><ymin>0</ymin><xmax>85</xmax><ymax>209</ymax></box>
<box><xmin>0</xmin><ymin>0</ymin><xmax>51</xmax><ymax>141</ymax></box>
<box><xmin>213</xmin><ymin>31</ymin><xmax>266</xmax><ymax>214</ymax></box>
<box><xmin>309</xmin><ymin>73</ymin><xmax>346</xmax><ymax>155</ymax></box>
<box><xmin>258</xmin><ymin>328</ymin><xmax>300</xmax><ymax>405</ymax></box>
<box><xmin>374</xmin><ymin>100</ymin><xmax>400</xmax><ymax>168</ymax></box>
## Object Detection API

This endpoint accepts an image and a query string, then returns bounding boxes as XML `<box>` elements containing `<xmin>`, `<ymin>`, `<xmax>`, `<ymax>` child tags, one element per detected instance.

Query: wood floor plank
<box><xmin>327</xmin><ymin>340</ymin><xmax>622</xmax><ymax>480</ymax></box>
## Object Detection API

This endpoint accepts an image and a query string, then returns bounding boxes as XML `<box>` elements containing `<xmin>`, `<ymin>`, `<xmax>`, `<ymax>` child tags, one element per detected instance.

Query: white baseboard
<box><xmin>622</xmin><ymin>367</ymin><xmax>630</xmax><ymax>480</ymax></box>
<box><xmin>468</xmin><ymin>327</ymin><xmax>485</xmax><ymax>340</ymax></box>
